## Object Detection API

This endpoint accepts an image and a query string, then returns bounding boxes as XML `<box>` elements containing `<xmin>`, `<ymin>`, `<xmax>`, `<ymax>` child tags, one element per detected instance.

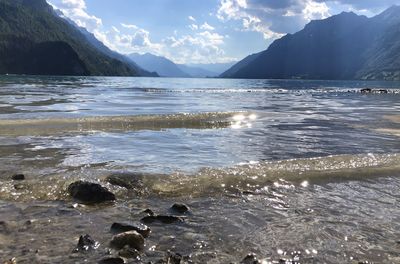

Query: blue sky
<box><xmin>47</xmin><ymin>0</ymin><xmax>400</xmax><ymax>64</ymax></box>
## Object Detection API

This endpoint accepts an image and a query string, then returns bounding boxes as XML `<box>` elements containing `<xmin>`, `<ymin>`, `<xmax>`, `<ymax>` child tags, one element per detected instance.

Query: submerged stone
<box><xmin>241</xmin><ymin>253</ymin><xmax>260</xmax><ymax>264</ymax></box>
<box><xmin>11</xmin><ymin>174</ymin><xmax>25</xmax><ymax>181</ymax></box>
<box><xmin>73</xmin><ymin>234</ymin><xmax>99</xmax><ymax>252</ymax></box>
<box><xmin>142</xmin><ymin>208</ymin><xmax>155</xmax><ymax>216</ymax></box>
<box><xmin>111</xmin><ymin>222</ymin><xmax>151</xmax><ymax>238</ymax></box>
<box><xmin>98</xmin><ymin>257</ymin><xmax>125</xmax><ymax>264</ymax></box>
<box><xmin>360</xmin><ymin>88</ymin><xmax>372</xmax><ymax>94</ymax></box>
<box><xmin>68</xmin><ymin>181</ymin><xmax>115</xmax><ymax>203</ymax></box>
<box><xmin>118</xmin><ymin>245</ymin><xmax>140</xmax><ymax>259</ymax></box>
<box><xmin>170</xmin><ymin>203</ymin><xmax>190</xmax><ymax>214</ymax></box>
<box><xmin>110</xmin><ymin>231</ymin><xmax>145</xmax><ymax>251</ymax></box>
<box><xmin>141</xmin><ymin>215</ymin><xmax>185</xmax><ymax>224</ymax></box>
<box><xmin>105</xmin><ymin>173</ymin><xmax>144</xmax><ymax>190</ymax></box>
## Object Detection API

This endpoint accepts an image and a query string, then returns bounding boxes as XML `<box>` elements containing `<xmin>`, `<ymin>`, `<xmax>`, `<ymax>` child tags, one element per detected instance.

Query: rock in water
<box><xmin>68</xmin><ymin>181</ymin><xmax>115</xmax><ymax>203</ymax></box>
<box><xmin>110</xmin><ymin>231</ymin><xmax>145</xmax><ymax>251</ymax></box>
<box><xmin>98</xmin><ymin>257</ymin><xmax>125</xmax><ymax>264</ymax></box>
<box><xmin>111</xmin><ymin>222</ymin><xmax>151</xmax><ymax>238</ymax></box>
<box><xmin>170</xmin><ymin>203</ymin><xmax>190</xmax><ymax>214</ymax></box>
<box><xmin>141</xmin><ymin>215</ymin><xmax>185</xmax><ymax>224</ymax></box>
<box><xmin>73</xmin><ymin>234</ymin><xmax>99</xmax><ymax>252</ymax></box>
<box><xmin>241</xmin><ymin>253</ymin><xmax>260</xmax><ymax>264</ymax></box>
<box><xmin>11</xmin><ymin>174</ymin><xmax>25</xmax><ymax>181</ymax></box>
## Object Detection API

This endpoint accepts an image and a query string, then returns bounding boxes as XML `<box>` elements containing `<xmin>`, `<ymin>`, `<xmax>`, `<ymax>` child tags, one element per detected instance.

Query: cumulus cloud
<box><xmin>49</xmin><ymin>0</ymin><xmax>234</xmax><ymax>63</ymax></box>
<box><xmin>200</xmin><ymin>22</ymin><xmax>215</xmax><ymax>30</ymax></box>
<box><xmin>217</xmin><ymin>0</ymin><xmax>331</xmax><ymax>38</ymax></box>
<box><xmin>55</xmin><ymin>0</ymin><xmax>102</xmax><ymax>31</ymax></box>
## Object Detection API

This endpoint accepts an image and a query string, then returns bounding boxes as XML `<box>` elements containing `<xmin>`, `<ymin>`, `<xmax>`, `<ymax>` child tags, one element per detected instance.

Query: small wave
<box><xmin>2</xmin><ymin>153</ymin><xmax>399</xmax><ymax>202</ymax></box>
<box><xmin>0</xmin><ymin>112</ymin><xmax>247</xmax><ymax>136</ymax></box>
<box><xmin>150</xmin><ymin>153</ymin><xmax>400</xmax><ymax>196</ymax></box>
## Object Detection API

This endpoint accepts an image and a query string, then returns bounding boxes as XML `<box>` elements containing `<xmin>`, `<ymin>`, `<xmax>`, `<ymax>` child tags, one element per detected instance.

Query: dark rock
<box><xmin>111</xmin><ymin>222</ymin><xmax>151</xmax><ymax>238</ymax></box>
<box><xmin>73</xmin><ymin>234</ymin><xmax>99</xmax><ymax>252</ymax></box>
<box><xmin>241</xmin><ymin>253</ymin><xmax>260</xmax><ymax>264</ymax></box>
<box><xmin>12</xmin><ymin>174</ymin><xmax>25</xmax><ymax>181</ymax></box>
<box><xmin>170</xmin><ymin>203</ymin><xmax>190</xmax><ymax>214</ymax></box>
<box><xmin>166</xmin><ymin>251</ymin><xmax>183</xmax><ymax>264</ymax></box>
<box><xmin>110</xmin><ymin>231</ymin><xmax>145</xmax><ymax>251</ymax></box>
<box><xmin>118</xmin><ymin>245</ymin><xmax>140</xmax><ymax>259</ymax></box>
<box><xmin>360</xmin><ymin>88</ymin><xmax>372</xmax><ymax>94</ymax></box>
<box><xmin>14</xmin><ymin>183</ymin><xmax>25</xmax><ymax>190</ymax></box>
<box><xmin>68</xmin><ymin>181</ymin><xmax>115</xmax><ymax>204</ymax></box>
<box><xmin>141</xmin><ymin>215</ymin><xmax>185</xmax><ymax>224</ymax></box>
<box><xmin>105</xmin><ymin>172</ymin><xmax>144</xmax><ymax>190</ymax></box>
<box><xmin>377</xmin><ymin>89</ymin><xmax>388</xmax><ymax>94</ymax></box>
<box><xmin>98</xmin><ymin>257</ymin><xmax>125</xmax><ymax>264</ymax></box>
<box><xmin>142</xmin><ymin>208</ymin><xmax>155</xmax><ymax>216</ymax></box>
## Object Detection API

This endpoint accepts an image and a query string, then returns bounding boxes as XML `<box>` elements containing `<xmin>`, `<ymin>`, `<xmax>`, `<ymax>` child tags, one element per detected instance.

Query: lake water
<box><xmin>0</xmin><ymin>76</ymin><xmax>400</xmax><ymax>263</ymax></box>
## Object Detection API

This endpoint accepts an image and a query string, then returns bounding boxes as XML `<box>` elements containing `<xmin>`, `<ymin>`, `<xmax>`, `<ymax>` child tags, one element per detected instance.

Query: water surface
<box><xmin>0</xmin><ymin>76</ymin><xmax>400</xmax><ymax>263</ymax></box>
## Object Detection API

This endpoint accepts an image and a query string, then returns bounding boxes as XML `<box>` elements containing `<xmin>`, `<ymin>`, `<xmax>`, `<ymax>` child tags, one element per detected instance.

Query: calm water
<box><xmin>0</xmin><ymin>76</ymin><xmax>400</xmax><ymax>263</ymax></box>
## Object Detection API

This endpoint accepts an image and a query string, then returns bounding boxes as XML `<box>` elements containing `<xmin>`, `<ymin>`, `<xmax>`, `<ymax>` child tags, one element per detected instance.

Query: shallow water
<box><xmin>0</xmin><ymin>76</ymin><xmax>400</xmax><ymax>263</ymax></box>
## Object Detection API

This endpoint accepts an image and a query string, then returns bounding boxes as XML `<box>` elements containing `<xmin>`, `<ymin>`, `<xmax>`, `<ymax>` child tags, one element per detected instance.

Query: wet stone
<box><xmin>73</xmin><ymin>234</ymin><xmax>99</xmax><ymax>252</ymax></box>
<box><xmin>110</xmin><ymin>231</ymin><xmax>145</xmax><ymax>251</ymax></box>
<box><xmin>105</xmin><ymin>172</ymin><xmax>144</xmax><ymax>190</ymax></box>
<box><xmin>68</xmin><ymin>181</ymin><xmax>115</xmax><ymax>204</ymax></box>
<box><xmin>11</xmin><ymin>174</ymin><xmax>25</xmax><ymax>181</ymax></box>
<box><xmin>13</xmin><ymin>183</ymin><xmax>25</xmax><ymax>190</ymax></box>
<box><xmin>241</xmin><ymin>253</ymin><xmax>260</xmax><ymax>264</ymax></box>
<box><xmin>118</xmin><ymin>245</ymin><xmax>140</xmax><ymax>259</ymax></box>
<box><xmin>170</xmin><ymin>203</ymin><xmax>190</xmax><ymax>214</ymax></box>
<box><xmin>142</xmin><ymin>208</ymin><xmax>155</xmax><ymax>216</ymax></box>
<box><xmin>141</xmin><ymin>215</ymin><xmax>185</xmax><ymax>224</ymax></box>
<box><xmin>98</xmin><ymin>257</ymin><xmax>125</xmax><ymax>264</ymax></box>
<box><xmin>111</xmin><ymin>222</ymin><xmax>151</xmax><ymax>238</ymax></box>
<box><xmin>360</xmin><ymin>88</ymin><xmax>372</xmax><ymax>94</ymax></box>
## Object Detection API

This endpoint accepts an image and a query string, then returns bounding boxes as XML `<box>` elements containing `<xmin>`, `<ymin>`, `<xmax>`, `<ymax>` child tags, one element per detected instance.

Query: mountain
<box><xmin>184</xmin><ymin>62</ymin><xmax>237</xmax><ymax>76</ymax></box>
<box><xmin>128</xmin><ymin>53</ymin><xmax>190</xmax><ymax>77</ymax></box>
<box><xmin>221</xmin><ymin>6</ymin><xmax>400</xmax><ymax>80</ymax></box>
<box><xmin>176</xmin><ymin>64</ymin><xmax>218</xmax><ymax>78</ymax></box>
<box><xmin>0</xmin><ymin>0</ymin><xmax>149</xmax><ymax>76</ymax></box>
<box><xmin>220</xmin><ymin>52</ymin><xmax>261</xmax><ymax>78</ymax></box>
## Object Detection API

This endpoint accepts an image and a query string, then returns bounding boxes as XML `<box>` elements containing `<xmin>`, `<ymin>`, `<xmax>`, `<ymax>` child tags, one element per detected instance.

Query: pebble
<box><xmin>11</xmin><ymin>174</ymin><xmax>25</xmax><ymax>181</ymax></box>
<box><xmin>170</xmin><ymin>203</ymin><xmax>190</xmax><ymax>214</ymax></box>
<box><xmin>111</xmin><ymin>222</ymin><xmax>151</xmax><ymax>238</ymax></box>
<box><xmin>73</xmin><ymin>234</ymin><xmax>99</xmax><ymax>252</ymax></box>
<box><xmin>110</xmin><ymin>231</ymin><xmax>145</xmax><ymax>251</ymax></box>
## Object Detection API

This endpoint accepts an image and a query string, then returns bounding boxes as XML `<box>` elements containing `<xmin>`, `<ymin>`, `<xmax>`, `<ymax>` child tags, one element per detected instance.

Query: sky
<box><xmin>47</xmin><ymin>0</ymin><xmax>400</xmax><ymax>64</ymax></box>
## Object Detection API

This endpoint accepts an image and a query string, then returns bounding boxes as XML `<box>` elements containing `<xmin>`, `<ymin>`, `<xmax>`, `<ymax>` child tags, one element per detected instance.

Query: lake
<box><xmin>0</xmin><ymin>76</ymin><xmax>400</xmax><ymax>263</ymax></box>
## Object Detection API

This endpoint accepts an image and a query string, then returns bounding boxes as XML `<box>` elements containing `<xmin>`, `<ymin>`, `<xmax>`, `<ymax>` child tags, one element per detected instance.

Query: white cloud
<box><xmin>49</xmin><ymin>0</ymin><xmax>236</xmax><ymax>63</ymax></box>
<box><xmin>56</xmin><ymin>0</ymin><xmax>102</xmax><ymax>31</ymax></box>
<box><xmin>189</xmin><ymin>24</ymin><xmax>199</xmax><ymax>30</ymax></box>
<box><xmin>217</xmin><ymin>0</ymin><xmax>331</xmax><ymax>39</ymax></box>
<box><xmin>200</xmin><ymin>22</ymin><xmax>215</xmax><ymax>30</ymax></box>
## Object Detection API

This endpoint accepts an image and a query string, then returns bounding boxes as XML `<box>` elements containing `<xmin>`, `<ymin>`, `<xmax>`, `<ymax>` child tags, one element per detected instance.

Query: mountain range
<box><xmin>221</xmin><ymin>6</ymin><xmax>400</xmax><ymax>80</ymax></box>
<box><xmin>1</xmin><ymin>0</ymin><xmax>399</xmax><ymax>80</ymax></box>
<box><xmin>129</xmin><ymin>53</ymin><xmax>236</xmax><ymax>78</ymax></box>
<box><xmin>0</xmin><ymin>0</ymin><xmax>155</xmax><ymax>76</ymax></box>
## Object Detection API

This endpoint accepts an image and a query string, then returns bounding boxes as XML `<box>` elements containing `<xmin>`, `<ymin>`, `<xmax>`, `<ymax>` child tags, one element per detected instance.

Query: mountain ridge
<box><xmin>0</xmin><ymin>0</ymin><xmax>149</xmax><ymax>76</ymax></box>
<box><xmin>221</xmin><ymin>6</ymin><xmax>400</xmax><ymax>80</ymax></box>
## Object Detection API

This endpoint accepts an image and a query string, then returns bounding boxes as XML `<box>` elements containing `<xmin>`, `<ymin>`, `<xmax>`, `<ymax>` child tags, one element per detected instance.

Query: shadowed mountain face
<box><xmin>221</xmin><ymin>6</ymin><xmax>400</xmax><ymax>81</ymax></box>
<box><xmin>0</xmin><ymin>0</ymin><xmax>148</xmax><ymax>76</ymax></box>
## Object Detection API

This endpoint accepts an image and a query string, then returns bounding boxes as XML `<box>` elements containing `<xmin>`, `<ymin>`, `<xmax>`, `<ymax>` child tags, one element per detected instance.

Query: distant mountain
<box><xmin>128</xmin><ymin>53</ymin><xmax>190</xmax><ymax>77</ymax></box>
<box><xmin>221</xmin><ymin>6</ymin><xmax>400</xmax><ymax>80</ymax></box>
<box><xmin>0</xmin><ymin>0</ymin><xmax>149</xmax><ymax>76</ymax></box>
<box><xmin>176</xmin><ymin>64</ymin><xmax>218</xmax><ymax>78</ymax></box>
<box><xmin>185</xmin><ymin>62</ymin><xmax>237</xmax><ymax>76</ymax></box>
